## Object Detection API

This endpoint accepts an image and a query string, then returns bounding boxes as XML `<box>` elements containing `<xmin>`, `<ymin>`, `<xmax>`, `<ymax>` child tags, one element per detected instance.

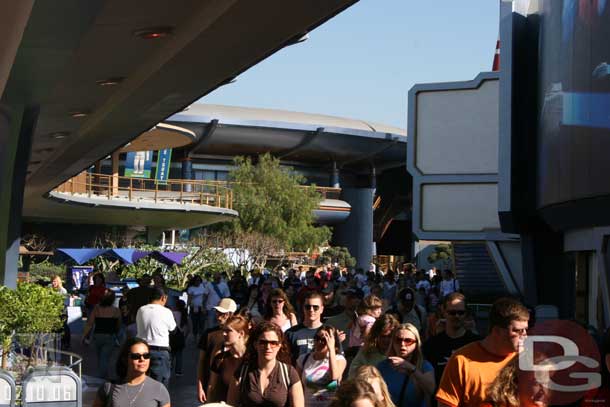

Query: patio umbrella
<box><xmin>105</xmin><ymin>248</ymin><xmax>151</xmax><ymax>265</ymax></box>
<box><xmin>150</xmin><ymin>251</ymin><xmax>188</xmax><ymax>266</ymax></box>
<box><xmin>56</xmin><ymin>248</ymin><xmax>109</xmax><ymax>265</ymax></box>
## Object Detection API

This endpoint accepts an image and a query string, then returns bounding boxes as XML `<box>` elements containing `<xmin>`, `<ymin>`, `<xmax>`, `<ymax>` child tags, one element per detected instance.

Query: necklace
<box><xmin>126</xmin><ymin>380</ymin><xmax>145</xmax><ymax>407</ymax></box>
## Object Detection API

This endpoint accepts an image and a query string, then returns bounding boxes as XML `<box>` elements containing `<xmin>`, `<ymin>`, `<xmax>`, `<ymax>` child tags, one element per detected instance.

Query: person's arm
<box><xmin>290</xmin><ymin>312</ymin><xmax>298</xmax><ymax>327</ymax></box>
<box><xmin>82</xmin><ymin>306</ymin><xmax>97</xmax><ymax>340</ymax></box>
<box><xmin>289</xmin><ymin>380</ymin><xmax>305</xmax><ymax>407</ymax></box>
<box><xmin>196</xmin><ymin>350</ymin><xmax>207</xmax><ymax>403</ymax></box>
<box><xmin>324</xmin><ymin>331</ymin><xmax>346</xmax><ymax>381</ymax></box>
<box><xmin>409</xmin><ymin>367</ymin><xmax>435</xmax><ymax>401</ymax></box>
<box><xmin>206</xmin><ymin>371</ymin><xmax>219</xmax><ymax>400</ymax></box>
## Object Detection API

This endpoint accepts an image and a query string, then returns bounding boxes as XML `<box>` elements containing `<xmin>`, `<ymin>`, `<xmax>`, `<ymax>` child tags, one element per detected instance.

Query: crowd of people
<box><xmin>79</xmin><ymin>263</ymin><xmax>610</xmax><ymax>407</ymax></box>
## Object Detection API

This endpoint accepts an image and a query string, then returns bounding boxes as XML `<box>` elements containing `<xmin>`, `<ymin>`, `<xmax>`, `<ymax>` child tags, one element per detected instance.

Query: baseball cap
<box><xmin>214</xmin><ymin>298</ymin><xmax>237</xmax><ymax>314</ymax></box>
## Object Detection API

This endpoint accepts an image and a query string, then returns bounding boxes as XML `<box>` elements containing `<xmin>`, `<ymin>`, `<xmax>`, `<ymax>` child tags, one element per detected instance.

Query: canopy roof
<box><xmin>55</xmin><ymin>248</ymin><xmax>187</xmax><ymax>266</ymax></box>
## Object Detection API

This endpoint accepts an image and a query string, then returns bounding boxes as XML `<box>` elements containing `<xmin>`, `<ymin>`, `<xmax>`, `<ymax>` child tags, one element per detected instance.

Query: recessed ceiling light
<box><xmin>49</xmin><ymin>131</ymin><xmax>70</xmax><ymax>139</ymax></box>
<box><xmin>96</xmin><ymin>77</ymin><xmax>125</xmax><ymax>86</ymax></box>
<box><xmin>133</xmin><ymin>26</ymin><xmax>174</xmax><ymax>40</ymax></box>
<box><xmin>70</xmin><ymin>111</ymin><xmax>89</xmax><ymax>118</ymax></box>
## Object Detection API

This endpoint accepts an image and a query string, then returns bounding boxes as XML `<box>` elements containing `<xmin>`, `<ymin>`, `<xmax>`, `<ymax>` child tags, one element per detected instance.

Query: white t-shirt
<box><xmin>297</xmin><ymin>353</ymin><xmax>345</xmax><ymax>407</ymax></box>
<box><xmin>136</xmin><ymin>303</ymin><xmax>176</xmax><ymax>347</ymax></box>
<box><xmin>187</xmin><ymin>284</ymin><xmax>206</xmax><ymax>310</ymax></box>
<box><xmin>203</xmin><ymin>281</ymin><xmax>231</xmax><ymax>310</ymax></box>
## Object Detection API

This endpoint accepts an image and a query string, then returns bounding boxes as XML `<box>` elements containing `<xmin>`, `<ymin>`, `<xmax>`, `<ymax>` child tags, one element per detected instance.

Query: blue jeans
<box><xmin>149</xmin><ymin>349</ymin><xmax>171</xmax><ymax>387</ymax></box>
<box><xmin>190</xmin><ymin>310</ymin><xmax>203</xmax><ymax>337</ymax></box>
<box><xmin>93</xmin><ymin>333</ymin><xmax>115</xmax><ymax>379</ymax></box>
<box><xmin>172</xmin><ymin>349</ymin><xmax>183</xmax><ymax>374</ymax></box>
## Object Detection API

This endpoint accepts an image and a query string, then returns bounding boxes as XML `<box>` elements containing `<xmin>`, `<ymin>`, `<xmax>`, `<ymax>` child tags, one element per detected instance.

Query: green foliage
<box><xmin>427</xmin><ymin>243</ymin><xmax>454</xmax><ymax>266</ymax></box>
<box><xmin>28</xmin><ymin>260</ymin><xmax>65</xmax><ymax>283</ymax></box>
<box><xmin>166</xmin><ymin>247</ymin><xmax>231</xmax><ymax>289</ymax></box>
<box><xmin>320</xmin><ymin>246</ymin><xmax>356</xmax><ymax>268</ymax></box>
<box><xmin>229</xmin><ymin>153</ymin><xmax>331</xmax><ymax>251</ymax></box>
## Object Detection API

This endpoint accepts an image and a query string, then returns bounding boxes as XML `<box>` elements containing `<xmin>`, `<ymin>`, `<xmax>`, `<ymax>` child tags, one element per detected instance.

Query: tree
<box><xmin>427</xmin><ymin>243</ymin><xmax>454</xmax><ymax>269</ymax></box>
<box><xmin>229</xmin><ymin>153</ymin><xmax>331</xmax><ymax>251</ymax></box>
<box><xmin>320</xmin><ymin>246</ymin><xmax>356</xmax><ymax>268</ymax></box>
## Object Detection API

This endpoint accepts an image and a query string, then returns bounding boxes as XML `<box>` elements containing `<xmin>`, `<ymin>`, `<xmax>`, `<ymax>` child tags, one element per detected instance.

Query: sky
<box><xmin>201</xmin><ymin>0</ymin><xmax>499</xmax><ymax>130</ymax></box>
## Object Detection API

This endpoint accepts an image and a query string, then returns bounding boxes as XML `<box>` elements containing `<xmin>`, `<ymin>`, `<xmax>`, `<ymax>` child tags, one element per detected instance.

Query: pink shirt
<box><xmin>349</xmin><ymin>314</ymin><xmax>376</xmax><ymax>348</ymax></box>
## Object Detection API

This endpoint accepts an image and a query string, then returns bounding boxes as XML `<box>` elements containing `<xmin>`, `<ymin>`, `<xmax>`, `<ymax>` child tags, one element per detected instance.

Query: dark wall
<box><xmin>536</xmin><ymin>0</ymin><xmax>610</xmax><ymax>229</ymax></box>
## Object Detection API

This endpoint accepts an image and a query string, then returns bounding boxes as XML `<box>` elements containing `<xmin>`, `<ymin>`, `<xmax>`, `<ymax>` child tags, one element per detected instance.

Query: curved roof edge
<box><xmin>169</xmin><ymin>103</ymin><xmax>407</xmax><ymax>141</ymax></box>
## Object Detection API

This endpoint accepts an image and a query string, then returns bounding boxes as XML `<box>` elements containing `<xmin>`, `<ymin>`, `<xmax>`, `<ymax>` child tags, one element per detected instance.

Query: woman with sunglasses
<box><xmin>207</xmin><ymin>315</ymin><xmax>250</xmax><ymax>402</ymax></box>
<box><xmin>377</xmin><ymin>323</ymin><xmax>435</xmax><ymax>407</ymax></box>
<box><xmin>349</xmin><ymin>314</ymin><xmax>400</xmax><ymax>378</ymax></box>
<box><xmin>265</xmin><ymin>288</ymin><xmax>298</xmax><ymax>332</ymax></box>
<box><xmin>297</xmin><ymin>325</ymin><xmax>346</xmax><ymax>407</ymax></box>
<box><xmin>93</xmin><ymin>337</ymin><xmax>170</xmax><ymax>407</ymax></box>
<box><xmin>227</xmin><ymin>321</ymin><xmax>304</xmax><ymax>407</ymax></box>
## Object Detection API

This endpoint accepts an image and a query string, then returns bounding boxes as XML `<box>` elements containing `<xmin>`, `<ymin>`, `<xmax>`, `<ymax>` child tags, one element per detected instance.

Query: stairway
<box><xmin>453</xmin><ymin>242</ymin><xmax>509</xmax><ymax>301</ymax></box>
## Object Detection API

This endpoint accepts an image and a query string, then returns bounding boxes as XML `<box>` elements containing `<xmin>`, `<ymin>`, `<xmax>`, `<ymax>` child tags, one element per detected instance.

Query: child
<box><xmin>348</xmin><ymin>294</ymin><xmax>383</xmax><ymax>349</ymax></box>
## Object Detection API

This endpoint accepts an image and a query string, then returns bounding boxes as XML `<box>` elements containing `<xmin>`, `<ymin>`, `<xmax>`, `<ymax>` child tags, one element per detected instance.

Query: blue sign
<box><xmin>155</xmin><ymin>148</ymin><xmax>172</xmax><ymax>184</ymax></box>
<box><xmin>124</xmin><ymin>151</ymin><xmax>152</xmax><ymax>178</ymax></box>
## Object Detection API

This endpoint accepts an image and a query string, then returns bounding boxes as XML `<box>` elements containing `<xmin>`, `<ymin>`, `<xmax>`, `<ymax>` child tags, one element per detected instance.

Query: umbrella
<box><xmin>56</xmin><ymin>248</ymin><xmax>109</xmax><ymax>265</ymax></box>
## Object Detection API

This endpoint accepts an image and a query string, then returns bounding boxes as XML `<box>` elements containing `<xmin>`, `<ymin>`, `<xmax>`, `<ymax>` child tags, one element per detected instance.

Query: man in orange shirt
<box><xmin>436</xmin><ymin>297</ymin><xmax>530</xmax><ymax>407</ymax></box>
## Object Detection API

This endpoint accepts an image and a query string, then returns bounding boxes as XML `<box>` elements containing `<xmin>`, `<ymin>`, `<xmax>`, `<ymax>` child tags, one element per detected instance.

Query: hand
<box><xmin>337</xmin><ymin>330</ymin><xmax>346</xmax><ymax>343</ymax></box>
<box><xmin>388</xmin><ymin>356</ymin><xmax>415</xmax><ymax>374</ymax></box>
<box><xmin>323</xmin><ymin>330</ymin><xmax>335</xmax><ymax>351</ymax></box>
<box><xmin>197</xmin><ymin>383</ymin><xmax>207</xmax><ymax>403</ymax></box>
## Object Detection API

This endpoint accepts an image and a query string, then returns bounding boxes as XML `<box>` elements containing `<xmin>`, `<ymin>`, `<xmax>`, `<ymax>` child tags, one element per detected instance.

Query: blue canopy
<box><xmin>56</xmin><ymin>248</ymin><xmax>109</xmax><ymax>265</ymax></box>
<box><xmin>105</xmin><ymin>249</ymin><xmax>151</xmax><ymax>265</ymax></box>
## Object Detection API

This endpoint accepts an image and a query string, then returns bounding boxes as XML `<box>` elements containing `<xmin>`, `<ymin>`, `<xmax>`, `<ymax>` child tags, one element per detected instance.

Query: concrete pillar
<box><xmin>330</xmin><ymin>162</ymin><xmax>340</xmax><ymax>188</ymax></box>
<box><xmin>111</xmin><ymin>151</ymin><xmax>120</xmax><ymax>196</ymax></box>
<box><xmin>181</xmin><ymin>158</ymin><xmax>193</xmax><ymax>193</ymax></box>
<box><xmin>333</xmin><ymin>187</ymin><xmax>374</xmax><ymax>270</ymax></box>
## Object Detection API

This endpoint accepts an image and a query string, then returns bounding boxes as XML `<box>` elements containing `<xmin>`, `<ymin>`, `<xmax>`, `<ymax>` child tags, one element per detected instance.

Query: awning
<box><xmin>55</xmin><ymin>248</ymin><xmax>187</xmax><ymax>266</ymax></box>
<box><xmin>56</xmin><ymin>248</ymin><xmax>109</xmax><ymax>265</ymax></box>
<box><xmin>105</xmin><ymin>248</ymin><xmax>151</xmax><ymax>265</ymax></box>
<box><xmin>150</xmin><ymin>251</ymin><xmax>188</xmax><ymax>266</ymax></box>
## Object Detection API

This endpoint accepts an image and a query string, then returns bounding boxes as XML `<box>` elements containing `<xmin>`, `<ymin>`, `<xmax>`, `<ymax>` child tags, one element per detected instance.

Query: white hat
<box><xmin>214</xmin><ymin>298</ymin><xmax>237</xmax><ymax>314</ymax></box>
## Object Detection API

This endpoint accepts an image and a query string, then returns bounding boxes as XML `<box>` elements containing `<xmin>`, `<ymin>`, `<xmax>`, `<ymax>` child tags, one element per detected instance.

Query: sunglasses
<box><xmin>129</xmin><ymin>352</ymin><xmax>151</xmax><ymax>360</ymax></box>
<box><xmin>272</xmin><ymin>300</ymin><xmax>285</xmax><ymax>304</ymax></box>
<box><xmin>304</xmin><ymin>304</ymin><xmax>320</xmax><ymax>311</ymax></box>
<box><xmin>258</xmin><ymin>339</ymin><xmax>281</xmax><ymax>348</ymax></box>
<box><xmin>394</xmin><ymin>337</ymin><xmax>417</xmax><ymax>345</ymax></box>
<box><xmin>314</xmin><ymin>336</ymin><xmax>326</xmax><ymax>343</ymax></box>
<box><xmin>446</xmin><ymin>310</ymin><xmax>466</xmax><ymax>316</ymax></box>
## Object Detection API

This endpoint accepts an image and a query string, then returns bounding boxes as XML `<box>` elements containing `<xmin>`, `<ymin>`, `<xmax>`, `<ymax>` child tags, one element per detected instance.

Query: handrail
<box><xmin>53</xmin><ymin>172</ymin><xmax>341</xmax><ymax>207</ymax></box>
<box><xmin>53</xmin><ymin>172</ymin><xmax>234</xmax><ymax>210</ymax></box>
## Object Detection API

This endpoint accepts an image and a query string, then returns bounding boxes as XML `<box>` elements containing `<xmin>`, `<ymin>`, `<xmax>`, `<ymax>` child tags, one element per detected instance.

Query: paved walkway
<box><xmin>73</xmin><ymin>332</ymin><xmax>202</xmax><ymax>407</ymax></box>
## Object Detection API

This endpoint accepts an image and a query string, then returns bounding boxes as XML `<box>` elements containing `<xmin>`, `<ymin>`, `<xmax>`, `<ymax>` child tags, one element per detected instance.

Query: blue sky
<box><xmin>201</xmin><ymin>0</ymin><xmax>499</xmax><ymax>130</ymax></box>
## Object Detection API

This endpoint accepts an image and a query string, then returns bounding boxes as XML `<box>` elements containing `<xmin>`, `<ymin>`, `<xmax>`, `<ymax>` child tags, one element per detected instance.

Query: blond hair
<box><xmin>388</xmin><ymin>323</ymin><xmax>424</xmax><ymax>372</ymax></box>
<box><xmin>353</xmin><ymin>365</ymin><xmax>396</xmax><ymax>407</ymax></box>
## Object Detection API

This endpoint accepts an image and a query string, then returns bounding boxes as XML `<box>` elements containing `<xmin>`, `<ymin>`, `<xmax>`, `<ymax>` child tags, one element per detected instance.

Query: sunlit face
<box><xmin>257</xmin><ymin>330</ymin><xmax>281</xmax><ymax>362</ymax></box>
<box><xmin>313</xmin><ymin>331</ymin><xmax>329</xmax><ymax>353</ymax></box>
<box><xmin>393</xmin><ymin>329</ymin><xmax>417</xmax><ymax>358</ymax></box>
<box><xmin>370</xmin><ymin>378</ymin><xmax>384</xmax><ymax>402</ymax></box>
<box><xmin>519</xmin><ymin>370</ymin><xmax>551</xmax><ymax>407</ymax></box>
<box><xmin>377</xmin><ymin>327</ymin><xmax>394</xmax><ymax>354</ymax></box>
<box><xmin>371</xmin><ymin>307</ymin><xmax>382</xmax><ymax>318</ymax></box>
<box><xmin>223</xmin><ymin>326</ymin><xmax>242</xmax><ymax>346</ymax></box>
<box><xmin>351</xmin><ymin>398</ymin><xmax>376</xmax><ymax>407</ymax></box>
<box><xmin>501</xmin><ymin>319</ymin><xmax>529</xmax><ymax>352</ymax></box>
<box><xmin>51</xmin><ymin>277</ymin><xmax>61</xmax><ymax>288</ymax></box>
<box><xmin>303</xmin><ymin>298</ymin><xmax>324</xmax><ymax>324</ymax></box>
<box><xmin>127</xmin><ymin>343</ymin><xmax>150</xmax><ymax>376</ymax></box>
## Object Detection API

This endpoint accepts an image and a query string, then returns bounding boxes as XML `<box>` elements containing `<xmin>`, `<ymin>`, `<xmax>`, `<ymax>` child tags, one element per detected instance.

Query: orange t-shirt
<box><xmin>436</xmin><ymin>341</ymin><xmax>515</xmax><ymax>407</ymax></box>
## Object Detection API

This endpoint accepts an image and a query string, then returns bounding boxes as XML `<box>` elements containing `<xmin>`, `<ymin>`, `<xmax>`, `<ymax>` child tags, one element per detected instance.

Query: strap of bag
<box><xmin>211</xmin><ymin>282</ymin><xmax>224</xmax><ymax>299</ymax></box>
<box><xmin>279</xmin><ymin>361</ymin><xmax>291</xmax><ymax>389</ymax></box>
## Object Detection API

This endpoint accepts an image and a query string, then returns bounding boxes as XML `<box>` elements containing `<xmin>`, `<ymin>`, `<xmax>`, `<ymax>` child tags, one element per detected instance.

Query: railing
<box><xmin>54</xmin><ymin>172</ymin><xmax>233</xmax><ymax>210</ymax></box>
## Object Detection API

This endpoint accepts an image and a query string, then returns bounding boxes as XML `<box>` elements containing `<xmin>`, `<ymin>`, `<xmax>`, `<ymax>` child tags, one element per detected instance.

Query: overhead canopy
<box><xmin>55</xmin><ymin>248</ymin><xmax>187</xmax><ymax>266</ymax></box>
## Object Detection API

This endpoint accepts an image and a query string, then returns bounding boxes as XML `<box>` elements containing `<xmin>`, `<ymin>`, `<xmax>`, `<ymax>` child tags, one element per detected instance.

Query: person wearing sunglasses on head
<box><xmin>93</xmin><ymin>337</ymin><xmax>170</xmax><ymax>407</ymax></box>
<box><xmin>377</xmin><ymin>323</ymin><xmax>435</xmax><ymax>407</ymax></box>
<box><xmin>422</xmin><ymin>292</ymin><xmax>481</xmax><ymax>389</ymax></box>
<box><xmin>265</xmin><ymin>288</ymin><xmax>298</xmax><ymax>332</ymax></box>
<box><xmin>227</xmin><ymin>321</ymin><xmax>304</xmax><ymax>407</ymax></box>
<box><xmin>296</xmin><ymin>325</ymin><xmax>346</xmax><ymax>407</ymax></box>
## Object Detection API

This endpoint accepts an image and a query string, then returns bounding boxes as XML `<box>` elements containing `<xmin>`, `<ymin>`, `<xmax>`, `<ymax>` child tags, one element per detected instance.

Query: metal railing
<box><xmin>54</xmin><ymin>172</ymin><xmax>233</xmax><ymax>210</ymax></box>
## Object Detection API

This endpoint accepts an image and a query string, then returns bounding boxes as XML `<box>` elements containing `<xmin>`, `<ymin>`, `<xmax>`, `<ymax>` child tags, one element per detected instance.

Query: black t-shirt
<box><xmin>423</xmin><ymin>330</ymin><xmax>481</xmax><ymax>384</ymax></box>
<box><xmin>285</xmin><ymin>324</ymin><xmax>318</xmax><ymax>363</ymax></box>
<box><xmin>198</xmin><ymin>326</ymin><xmax>224</xmax><ymax>388</ymax></box>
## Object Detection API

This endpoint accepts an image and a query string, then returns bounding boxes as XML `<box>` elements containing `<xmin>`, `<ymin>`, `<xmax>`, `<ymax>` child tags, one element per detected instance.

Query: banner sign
<box><xmin>68</xmin><ymin>266</ymin><xmax>94</xmax><ymax>292</ymax></box>
<box><xmin>124</xmin><ymin>151</ymin><xmax>152</xmax><ymax>178</ymax></box>
<box><xmin>155</xmin><ymin>148</ymin><xmax>172</xmax><ymax>184</ymax></box>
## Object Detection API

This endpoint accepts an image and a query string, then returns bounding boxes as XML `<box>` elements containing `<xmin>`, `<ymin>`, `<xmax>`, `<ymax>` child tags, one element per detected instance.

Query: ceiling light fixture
<box><xmin>133</xmin><ymin>26</ymin><xmax>174</xmax><ymax>40</ymax></box>
<box><xmin>49</xmin><ymin>131</ymin><xmax>70</xmax><ymax>139</ymax></box>
<box><xmin>96</xmin><ymin>77</ymin><xmax>125</xmax><ymax>86</ymax></box>
<box><xmin>70</xmin><ymin>111</ymin><xmax>89</xmax><ymax>118</ymax></box>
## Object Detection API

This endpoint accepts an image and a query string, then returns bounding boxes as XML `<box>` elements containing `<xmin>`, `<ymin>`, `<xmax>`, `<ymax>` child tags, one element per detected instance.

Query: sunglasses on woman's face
<box><xmin>394</xmin><ymin>337</ymin><xmax>417</xmax><ymax>345</ymax></box>
<box><xmin>314</xmin><ymin>336</ymin><xmax>326</xmax><ymax>343</ymax></box>
<box><xmin>258</xmin><ymin>339</ymin><xmax>281</xmax><ymax>348</ymax></box>
<box><xmin>129</xmin><ymin>352</ymin><xmax>151</xmax><ymax>360</ymax></box>
<box><xmin>272</xmin><ymin>299</ymin><xmax>284</xmax><ymax>304</ymax></box>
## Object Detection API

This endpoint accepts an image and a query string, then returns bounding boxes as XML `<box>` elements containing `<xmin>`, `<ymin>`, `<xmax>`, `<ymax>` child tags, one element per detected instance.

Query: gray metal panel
<box><xmin>407</xmin><ymin>72</ymin><xmax>518</xmax><ymax>241</ymax></box>
<box><xmin>22</xmin><ymin>367</ymin><xmax>81</xmax><ymax>407</ymax></box>
<box><xmin>0</xmin><ymin>370</ymin><xmax>16</xmax><ymax>407</ymax></box>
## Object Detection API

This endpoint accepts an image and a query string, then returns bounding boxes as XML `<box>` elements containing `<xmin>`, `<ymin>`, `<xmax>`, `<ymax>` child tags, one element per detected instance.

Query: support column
<box><xmin>333</xmin><ymin>187</ymin><xmax>374</xmax><ymax>270</ymax></box>
<box><xmin>0</xmin><ymin>104</ymin><xmax>36</xmax><ymax>287</ymax></box>
<box><xmin>111</xmin><ymin>151</ymin><xmax>119</xmax><ymax>196</ymax></box>
<box><xmin>181</xmin><ymin>157</ymin><xmax>193</xmax><ymax>193</ymax></box>
<box><xmin>330</xmin><ymin>162</ymin><xmax>340</xmax><ymax>188</ymax></box>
